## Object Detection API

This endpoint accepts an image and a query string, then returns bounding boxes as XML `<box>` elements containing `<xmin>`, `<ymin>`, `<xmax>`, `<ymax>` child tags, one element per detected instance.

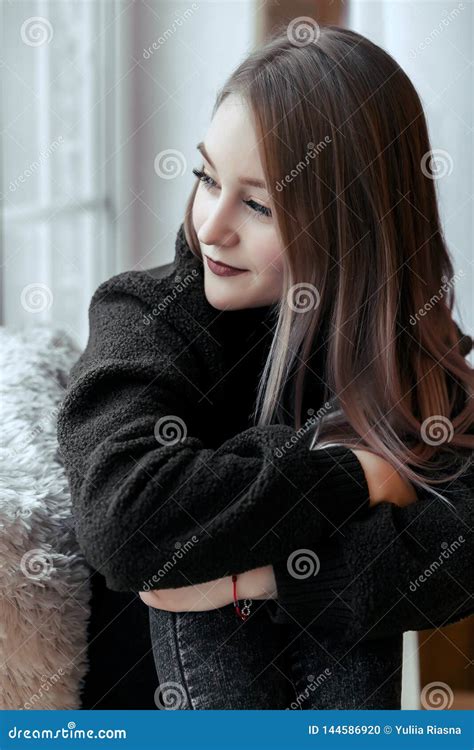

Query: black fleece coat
<box><xmin>57</xmin><ymin>222</ymin><xmax>474</xmax><ymax>708</ymax></box>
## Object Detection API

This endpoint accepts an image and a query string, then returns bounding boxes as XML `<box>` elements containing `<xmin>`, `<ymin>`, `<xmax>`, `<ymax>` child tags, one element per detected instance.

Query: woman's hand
<box><xmin>351</xmin><ymin>449</ymin><xmax>418</xmax><ymax>507</ymax></box>
<box><xmin>139</xmin><ymin>576</ymin><xmax>231</xmax><ymax>612</ymax></box>
<box><xmin>139</xmin><ymin>564</ymin><xmax>277</xmax><ymax>612</ymax></box>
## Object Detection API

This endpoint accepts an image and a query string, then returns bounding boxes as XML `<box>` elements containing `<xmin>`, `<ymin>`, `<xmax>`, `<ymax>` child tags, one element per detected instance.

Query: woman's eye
<box><xmin>243</xmin><ymin>198</ymin><xmax>272</xmax><ymax>219</ymax></box>
<box><xmin>192</xmin><ymin>167</ymin><xmax>272</xmax><ymax>219</ymax></box>
<box><xmin>192</xmin><ymin>168</ymin><xmax>217</xmax><ymax>190</ymax></box>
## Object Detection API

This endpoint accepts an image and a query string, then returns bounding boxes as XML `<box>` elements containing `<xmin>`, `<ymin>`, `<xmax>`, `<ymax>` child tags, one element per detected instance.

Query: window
<box><xmin>2</xmin><ymin>0</ymin><xmax>118</xmax><ymax>347</ymax></box>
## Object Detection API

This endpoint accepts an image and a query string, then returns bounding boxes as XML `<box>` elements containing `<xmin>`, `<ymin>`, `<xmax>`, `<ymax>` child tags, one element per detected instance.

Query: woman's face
<box><xmin>192</xmin><ymin>95</ymin><xmax>284</xmax><ymax>310</ymax></box>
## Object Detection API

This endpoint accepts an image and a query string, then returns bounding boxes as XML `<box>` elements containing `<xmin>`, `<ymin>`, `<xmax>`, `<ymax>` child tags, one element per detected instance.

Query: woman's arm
<box><xmin>57</xmin><ymin>273</ymin><xmax>371</xmax><ymax>593</ymax></box>
<box><xmin>271</xmin><ymin>452</ymin><xmax>474</xmax><ymax>639</ymax></box>
<box><xmin>138</xmin><ymin>448</ymin><xmax>419</xmax><ymax>611</ymax></box>
<box><xmin>140</xmin><ymin>448</ymin><xmax>473</xmax><ymax>641</ymax></box>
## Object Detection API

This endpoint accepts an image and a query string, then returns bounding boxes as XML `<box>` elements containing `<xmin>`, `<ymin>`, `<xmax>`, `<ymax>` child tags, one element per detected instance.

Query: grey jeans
<box><xmin>148</xmin><ymin>600</ymin><xmax>403</xmax><ymax>710</ymax></box>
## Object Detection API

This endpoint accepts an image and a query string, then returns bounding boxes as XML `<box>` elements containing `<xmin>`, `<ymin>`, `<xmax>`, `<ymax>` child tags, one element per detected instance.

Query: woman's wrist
<box><xmin>235</xmin><ymin>565</ymin><xmax>277</xmax><ymax>600</ymax></box>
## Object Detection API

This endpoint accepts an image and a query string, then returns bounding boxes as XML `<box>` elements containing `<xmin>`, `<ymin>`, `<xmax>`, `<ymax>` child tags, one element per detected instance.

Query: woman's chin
<box><xmin>204</xmin><ymin>294</ymin><xmax>244</xmax><ymax>311</ymax></box>
<box><xmin>203</xmin><ymin>280</ymin><xmax>247</xmax><ymax>311</ymax></box>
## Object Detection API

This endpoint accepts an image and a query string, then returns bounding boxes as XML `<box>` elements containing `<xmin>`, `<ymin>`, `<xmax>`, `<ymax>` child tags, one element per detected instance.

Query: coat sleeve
<box><xmin>272</xmin><ymin>446</ymin><xmax>474</xmax><ymax>641</ymax></box>
<box><xmin>57</xmin><ymin>280</ymin><xmax>370</xmax><ymax>592</ymax></box>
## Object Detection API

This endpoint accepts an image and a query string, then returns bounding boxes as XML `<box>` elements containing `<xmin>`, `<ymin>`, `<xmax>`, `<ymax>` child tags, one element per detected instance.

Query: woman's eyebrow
<box><xmin>196</xmin><ymin>141</ymin><xmax>268</xmax><ymax>190</ymax></box>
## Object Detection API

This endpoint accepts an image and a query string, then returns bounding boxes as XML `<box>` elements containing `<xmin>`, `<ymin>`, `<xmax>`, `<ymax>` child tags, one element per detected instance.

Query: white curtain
<box><xmin>1</xmin><ymin>0</ymin><xmax>121</xmax><ymax>347</ymax></box>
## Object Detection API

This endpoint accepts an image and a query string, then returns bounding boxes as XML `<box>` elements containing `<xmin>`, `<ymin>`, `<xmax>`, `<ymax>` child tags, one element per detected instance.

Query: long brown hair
<box><xmin>183</xmin><ymin>24</ymin><xmax>473</xmax><ymax>502</ymax></box>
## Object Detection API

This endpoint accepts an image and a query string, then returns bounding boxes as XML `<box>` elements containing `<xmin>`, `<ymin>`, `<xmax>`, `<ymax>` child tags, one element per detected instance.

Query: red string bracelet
<box><xmin>232</xmin><ymin>574</ymin><xmax>252</xmax><ymax>621</ymax></box>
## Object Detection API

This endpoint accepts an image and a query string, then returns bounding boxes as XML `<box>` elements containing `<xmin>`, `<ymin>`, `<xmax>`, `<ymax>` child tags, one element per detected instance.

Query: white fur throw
<box><xmin>0</xmin><ymin>325</ymin><xmax>91</xmax><ymax>709</ymax></box>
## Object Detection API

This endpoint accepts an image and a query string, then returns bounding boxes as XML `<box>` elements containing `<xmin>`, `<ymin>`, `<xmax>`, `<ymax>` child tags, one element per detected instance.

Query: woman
<box><xmin>57</xmin><ymin>25</ymin><xmax>473</xmax><ymax>709</ymax></box>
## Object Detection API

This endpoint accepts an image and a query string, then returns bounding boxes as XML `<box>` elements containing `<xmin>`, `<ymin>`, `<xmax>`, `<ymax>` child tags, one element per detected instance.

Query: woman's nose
<box><xmin>198</xmin><ymin>221</ymin><xmax>238</xmax><ymax>249</ymax></box>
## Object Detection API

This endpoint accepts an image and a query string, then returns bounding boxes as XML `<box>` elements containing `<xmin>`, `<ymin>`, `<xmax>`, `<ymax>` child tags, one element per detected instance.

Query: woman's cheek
<box><xmin>254</xmin><ymin>244</ymin><xmax>284</xmax><ymax>289</ymax></box>
<box><xmin>192</xmin><ymin>190</ymin><xmax>208</xmax><ymax>234</ymax></box>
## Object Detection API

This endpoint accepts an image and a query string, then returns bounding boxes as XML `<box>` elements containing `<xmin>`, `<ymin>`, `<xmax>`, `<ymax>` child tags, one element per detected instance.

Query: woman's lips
<box><xmin>205</xmin><ymin>255</ymin><xmax>248</xmax><ymax>277</ymax></box>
